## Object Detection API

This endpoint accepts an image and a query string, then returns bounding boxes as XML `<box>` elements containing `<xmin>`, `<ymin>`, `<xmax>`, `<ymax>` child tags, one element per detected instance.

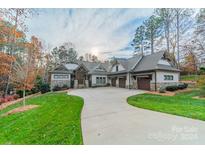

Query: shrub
<box><xmin>16</xmin><ymin>90</ymin><xmax>23</xmax><ymax>98</ymax></box>
<box><xmin>159</xmin><ymin>86</ymin><xmax>166</xmax><ymax>93</ymax></box>
<box><xmin>35</xmin><ymin>75</ymin><xmax>44</xmax><ymax>92</ymax></box>
<box><xmin>13</xmin><ymin>94</ymin><xmax>20</xmax><ymax>99</ymax></box>
<box><xmin>31</xmin><ymin>87</ymin><xmax>39</xmax><ymax>94</ymax></box>
<box><xmin>16</xmin><ymin>90</ymin><xmax>32</xmax><ymax>98</ymax></box>
<box><xmin>199</xmin><ymin>67</ymin><xmax>205</xmax><ymax>75</ymax></box>
<box><xmin>0</xmin><ymin>98</ymin><xmax>4</xmax><ymax>104</ymax></box>
<box><xmin>199</xmin><ymin>86</ymin><xmax>205</xmax><ymax>98</ymax></box>
<box><xmin>0</xmin><ymin>95</ymin><xmax>18</xmax><ymax>104</ymax></box>
<box><xmin>177</xmin><ymin>83</ymin><xmax>188</xmax><ymax>90</ymax></box>
<box><xmin>52</xmin><ymin>85</ymin><xmax>61</xmax><ymax>91</ymax></box>
<box><xmin>6</xmin><ymin>95</ymin><xmax>14</xmax><ymax>101</ymax></box>
<box><xmin>62</xmin><ymin>84</ymin><xmax>69</xmax><ymax>90</ymax></box>
<box><xmin>40</xmin><ymin>83</ymin><xmax>50</xmax><ymax>94</ymax></box>
<box><xmin>166</xmin><ymin>85</ymin><xmax>178</xmax><ymax>91</ymax></box>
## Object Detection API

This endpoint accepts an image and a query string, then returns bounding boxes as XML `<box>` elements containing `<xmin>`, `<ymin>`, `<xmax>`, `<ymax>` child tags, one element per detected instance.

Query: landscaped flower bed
<box><xmin>0</xmin><ymin>94</ymin><xmax>19</xmax><ymax>104</ymax></box>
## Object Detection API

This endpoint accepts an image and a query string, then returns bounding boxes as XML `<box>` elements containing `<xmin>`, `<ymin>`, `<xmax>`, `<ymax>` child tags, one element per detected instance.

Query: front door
<box><xmin>75</xmin><ymin>65</ymin><xmax>88</xmax><ymax>87</ymax></box>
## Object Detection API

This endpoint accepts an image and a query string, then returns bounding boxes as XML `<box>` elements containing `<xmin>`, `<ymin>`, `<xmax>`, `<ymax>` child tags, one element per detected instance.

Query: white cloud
<box><xmin>26</xmin><ymin>8</ymin><xmax>154</xmax><ymax>59</ymax></box>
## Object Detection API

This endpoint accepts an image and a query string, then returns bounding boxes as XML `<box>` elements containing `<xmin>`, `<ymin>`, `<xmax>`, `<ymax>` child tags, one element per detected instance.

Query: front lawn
<box><xmin>0</xmin><ymin>92</ymin><xmax>84</xmax><ymax>144</ymax></box>
<box><xmin>127</xmin><ymin>90</ymin><xmax>205</xmax><ymax>121</ymax></box>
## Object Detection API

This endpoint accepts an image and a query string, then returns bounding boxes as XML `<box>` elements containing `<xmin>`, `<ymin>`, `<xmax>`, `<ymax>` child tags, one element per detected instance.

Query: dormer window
<box><xmin>116</xmin><ymin>65</ymin><xmax>119</xmax><ymax>72</ymax></box>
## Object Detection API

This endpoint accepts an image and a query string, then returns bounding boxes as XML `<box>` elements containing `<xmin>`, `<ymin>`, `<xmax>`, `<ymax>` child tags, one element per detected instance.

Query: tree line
<box><xmin>0</xmin><ymin>9</ymin><xmax>51</xmax><ymax>105</ymax></box>
<box><xmin>132</xmin><ymin>8</ymin><xmax>205</xmax><ymax>74</ymax></box>
<box><xmin>0</xmin><ymin>8</ymin><xmax>102</xmax><ymax>103</ymax></box>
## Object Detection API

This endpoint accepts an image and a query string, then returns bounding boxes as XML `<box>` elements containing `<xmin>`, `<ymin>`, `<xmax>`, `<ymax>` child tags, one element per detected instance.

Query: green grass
<box><xmin>180</xmin><ymin>75</ymin><xmax>202</xmax><ymax>81</ymax></box>
<box><xmin>127</xmin><ymin>90</ymin><xmax>205</xmax><ymax>121</ymax></box>
<box><xmin>0</xmin><ymin>92</ymin><xmax>84</xmax><ymax>144</ymax></box>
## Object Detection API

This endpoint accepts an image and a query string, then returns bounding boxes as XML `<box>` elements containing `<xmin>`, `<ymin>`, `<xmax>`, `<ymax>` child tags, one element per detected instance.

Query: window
<box><xmin>96</xmin><ymin>77</ymin><xmax>99</xmax><ymax>84</ymax></box>
<box><xmin>100</xmin><ymin>77</ymin><xmax>102</xmax><ymax>84</ymax></box>
<box><xmin>116</xmin><ymin>65</ymin><xmax>119</xmax><ymax>72</ymax></box>
<box><xmin>164</xmin><ymin>75</ymin><xmax>174</xmax><ymax>80</ymax></box>
<box><xmin>103</xmin><ymin>77</ymin><xmax>106</xmax><ymax>84</ymax></box>
<box><xmin>96</xmin><ymin>77</ymin><xmax>106</xmax><ymax>84</ymax></box>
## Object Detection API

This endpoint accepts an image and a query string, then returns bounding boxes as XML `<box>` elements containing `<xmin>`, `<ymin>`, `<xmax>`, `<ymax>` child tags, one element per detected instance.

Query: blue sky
<box><xmin>26</xmin><ymin>8</ymin><xmax>154</xmax><ymax>59</ymax></box>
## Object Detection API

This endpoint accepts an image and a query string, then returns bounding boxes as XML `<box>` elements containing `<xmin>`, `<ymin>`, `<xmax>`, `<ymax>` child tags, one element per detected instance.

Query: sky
<box><xmin>26</xmin><ymin>8</ymin><xmax>154</xmax><ymax>60</ymax></box>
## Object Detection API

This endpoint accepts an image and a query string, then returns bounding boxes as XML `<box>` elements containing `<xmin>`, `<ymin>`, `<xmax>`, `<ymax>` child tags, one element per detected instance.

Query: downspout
<box><xmin>154</xmin><ymin>70</ymin><xmax>157</xmax><ymax>91</ymax></box>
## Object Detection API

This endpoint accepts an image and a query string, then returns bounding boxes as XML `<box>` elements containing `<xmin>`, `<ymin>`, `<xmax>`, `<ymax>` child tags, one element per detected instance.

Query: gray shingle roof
<box><xmin>51</xmin><ymin>51</ymin><xmax>180</xmax><ymax>75</ymax></box>
<box><xmin>115</xmin><ymin>54</ymin><xmax>142</xmax><ymax>72</ymax></box>
<box><xmin>132</xmin><ymin>51</ymin><xmax>180</xmax><ymax>72</ymax></box>
<box><xmin>78</xmin><ymin>61</ymin><xmax>100</xmax><ymax>72</ymax></box>
<box><xmin>64</xmin><ymin>63</ymin><xmax>79</xmax><ymax>70</ymax></box>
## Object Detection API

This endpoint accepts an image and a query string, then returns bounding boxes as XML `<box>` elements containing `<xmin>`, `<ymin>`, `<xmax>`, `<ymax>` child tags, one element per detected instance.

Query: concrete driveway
<box><xmin>69</xmin><ymin>87</ymin><xmax>205</xmax><ymax>144</ymax></box>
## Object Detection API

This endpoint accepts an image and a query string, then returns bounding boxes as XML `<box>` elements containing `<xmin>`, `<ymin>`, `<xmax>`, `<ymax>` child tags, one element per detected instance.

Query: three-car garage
<box><xmin>110</xmin><ymin>74</ymin><xmax>151</xmax><ymax>90</ymax></box>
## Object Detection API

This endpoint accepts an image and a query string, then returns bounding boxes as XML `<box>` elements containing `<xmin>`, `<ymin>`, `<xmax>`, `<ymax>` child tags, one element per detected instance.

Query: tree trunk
<box><xmin>151</xmin><ymin>33</ymin><xmax>154</xmax><ymax>54</ymax></box>
<box><xmin>141</xmin><ymin>42</ymin><xmax>144</xmax><ymax>56</ymax></box>
<box><xmin>4</xmin><ymin>10</ymin><xmax>19</xmax><ymax>96</ymax></box>
<box><xmin>167</xmin><ymin>22</ymin><xmax>170</xmax><ymax>53</ymax></box>
<box><xmin>23</xmin><ymin>88</ymin><xmax>26</xmax><ymax>106</ymax></box>
<box><xmin>176</xmin><ymin>11</ymin><xmax>180</xmax><ymax>68</ymax></box>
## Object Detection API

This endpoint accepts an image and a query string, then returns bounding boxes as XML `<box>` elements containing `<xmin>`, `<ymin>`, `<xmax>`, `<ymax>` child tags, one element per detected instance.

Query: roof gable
<box><xmin>111</xmin><ymin>54</ymin><xmax>143</xmax><ymax>73</ymax></box>
<box><xmin>64</xmin><ymin>63</ymin><xmax>79</xmax><ymax>70</ymax></box>
<box><xmin>51</xmin><ymin>64</ymin><xmax>73</xmax><ymax>74</ymax></box>
<box><xmin>93</xmin><ymin>64</ymin><xmax>107</xmax><ymax>72</ymax></box>
<box><xmin>132</xmin><ymin>51</ymin><xmax>180</xmax><ymax>72</ymax></box>
<box><xmin>111</xmin><ymin>63</ymin><xmax>126</xmax><ymax>73</ymax></box>
<box><xmin>54</xmin><ymin>65</ymin><xmax>69</xmax><ymax>71</ymax></box>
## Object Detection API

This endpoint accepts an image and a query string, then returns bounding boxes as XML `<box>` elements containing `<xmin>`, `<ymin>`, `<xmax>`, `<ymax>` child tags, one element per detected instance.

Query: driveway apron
<box><xmin>69</xmin><ymin>87</ymin><xmax>205</xmax><ymax>144</ymax></box>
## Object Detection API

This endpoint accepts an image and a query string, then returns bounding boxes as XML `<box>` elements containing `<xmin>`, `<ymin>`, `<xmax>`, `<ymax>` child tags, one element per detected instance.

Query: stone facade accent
<box><xmin>116</xmin><ymin>77</ymin><xmax>119</xmax><ymax>87</ymax></box>
<box><xmin>132</xmin><ymin>79</ymin><xmax>138</xmax><ymax>89</ymax></box>
<box><xmin>150</xmin><ymin>82</ymin><xmax>179</xmax><ymax>91</ymax></box>
<box><xmin>85</xmin><ymin>80</ymin><xmax>89</xmax><ymax>88</ymax></box>
<box><xmin>74</xmin><ymin>80</ymin><xmax>78</xmax><ymax>88</ymax></box>
<box><xmin>51</xmin><ymin>80</ymin><xmax>70</xmax><ymax>90</ymax></box>
<box><xmin>125</xmin><ymin>73</ymin><xmax>132</xmax><ymax>88</ymax></box>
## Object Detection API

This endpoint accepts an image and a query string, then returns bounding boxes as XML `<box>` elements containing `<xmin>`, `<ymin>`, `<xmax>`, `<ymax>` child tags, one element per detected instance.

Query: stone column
<box><xmin>85</xmin><ymin>80</ymin><xmax>89</xmax><ymax>88</ymax></box>
<box><xmin>132</xmin><ymin>76</ymin><xmax>138</xmax><ymax>89</ymax></box>
<box><xmin>116</xmin><ymin>77</ymin><xmax>119</xmax><ymax>87</ymax></box>
<box><xmin>107</xmin><ymin>77</ymin><xmax>111</xmax><ymax>86</ymax></box>
<box><xmin>126</xmin><ymin>73</ymin><xmax>131</xmax><ymax>89</ymax></box>
<box><xmin>74</xmin><ymin>80</ymin><xmax>78</xmax><ymax>89</ymax></box>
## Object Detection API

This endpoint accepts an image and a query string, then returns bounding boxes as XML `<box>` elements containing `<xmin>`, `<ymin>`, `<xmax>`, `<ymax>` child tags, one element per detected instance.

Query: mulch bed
<box><xmin>180</xmin><ymin>80</ymin><xmax>197</xmax><ymax>84</ymax></box>
<box><xmin>146</xmin><ymin>91</ymin><xmax>175</xmax><ymax>96</ymax></box>
<box><xmin>192</xmin><ymin>96</ymin><xmax>205</xmax><ymax>100</ymax></box>
<box><xmin>1</xmin><ymin>105</ymin><xmax>39</xmax><ymax>117</ymax></box>
<box><xmin>146</xmin><ymin>88</ymin><xmax>194</xmax><ymax>96</ymax></box>
<box><xmin>0</xmin><ymin>93</ymin><xmax>41</xmax><ymax>111</ymax></box>
<box><xmin>54</xmin><ymin>89</ymin><xmax>69</xmax><ymax>93</ymax></box>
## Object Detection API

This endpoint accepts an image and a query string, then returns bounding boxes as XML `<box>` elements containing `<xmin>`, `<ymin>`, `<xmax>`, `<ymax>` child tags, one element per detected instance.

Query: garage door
<box><xmin>119</xmin><ymin>77</ymin><xmax>126</xmax><ymax>88</ymax></box>
<box><xmin>137</xmin><ymin>77</ymin><xmax>151</xmax><ymax>90</ymax></box>
<box><xmin>111</xmin><ymin>78</ymin><xmax>117</xmax><ymax>86</ymax></box>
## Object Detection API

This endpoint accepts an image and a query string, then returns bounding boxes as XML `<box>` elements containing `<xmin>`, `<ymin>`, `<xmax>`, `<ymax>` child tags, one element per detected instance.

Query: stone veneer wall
<box><xmin>51</xmin><ymin>80</ymin><xmax>71</xmax><ymax>90</ymax></box>
<box><xmin>150</xmin><ymin>82</ymin><xmax>179</xmax><ymax>91</ymax></box>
